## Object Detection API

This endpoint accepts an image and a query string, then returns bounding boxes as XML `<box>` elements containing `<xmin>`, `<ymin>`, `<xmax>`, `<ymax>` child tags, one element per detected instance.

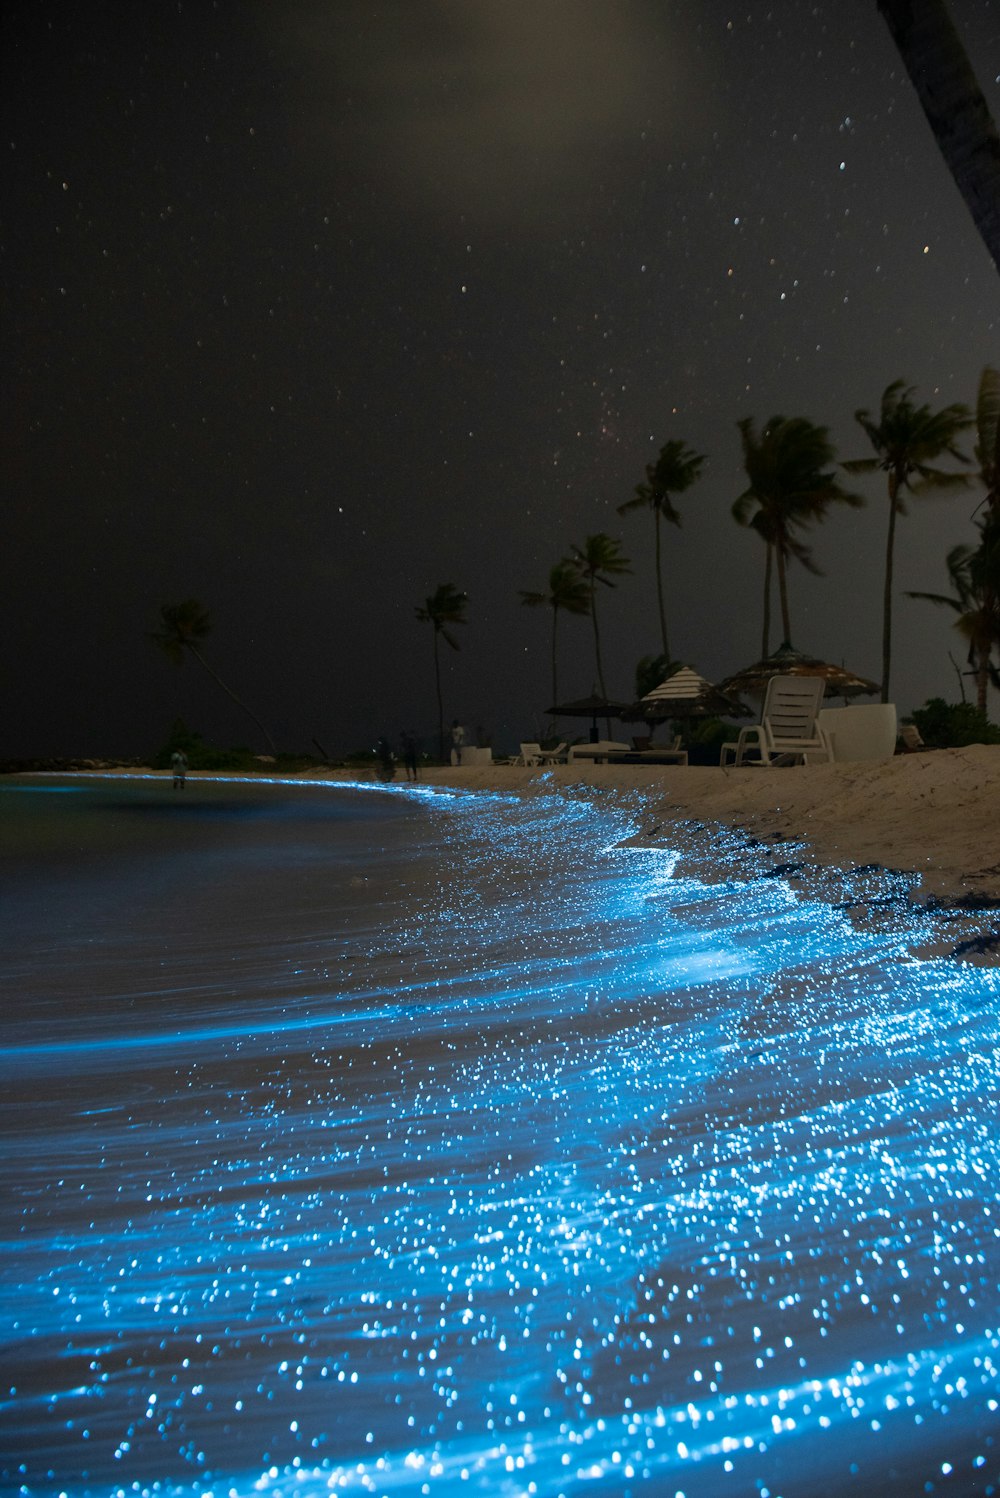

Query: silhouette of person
<box><xmin>171</xmin><ymin>749</ymin><xmax>188</xmax><ymax>790</ymax></box>
<box><xmin>451</xmin><ymin>719</ymin><xmax>465</xmax><ymax>766</ymax></box>
<box><xmin>401</xmin><ymin>730</ymin><xmax>419</xmax><ymax>781</ymax></box>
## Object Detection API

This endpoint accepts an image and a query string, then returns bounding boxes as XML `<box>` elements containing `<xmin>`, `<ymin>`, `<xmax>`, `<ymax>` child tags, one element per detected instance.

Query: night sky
<box><xmin>4</xmin><ymin>1</ymin><xmax>999</xmax><ymax>760</ymax></box>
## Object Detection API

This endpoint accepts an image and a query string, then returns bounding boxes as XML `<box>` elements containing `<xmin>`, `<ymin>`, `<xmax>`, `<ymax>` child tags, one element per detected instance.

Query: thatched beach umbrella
<box><xmin>546</xmin><ymin>692</ymin><xmax>628</xmax><ymax>741</ymax></box>
<box><xmin>623</xmin><ymin>666</ymin><xmax>751</xmax><ymax>724</ymax></box>
<box><xmin>718</xmin><ymin>642</ymin><xmax>879</xmax><ymax>701</ymax></box>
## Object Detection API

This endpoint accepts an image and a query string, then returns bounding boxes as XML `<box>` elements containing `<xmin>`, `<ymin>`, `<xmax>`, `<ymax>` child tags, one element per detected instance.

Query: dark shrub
<box><xmin>910</xmin><ymin>698</ymin><xmax>1000</xmax><ymax>748</ymax></box>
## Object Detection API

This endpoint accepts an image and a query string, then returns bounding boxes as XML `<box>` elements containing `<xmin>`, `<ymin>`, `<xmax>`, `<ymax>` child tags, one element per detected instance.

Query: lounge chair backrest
<box><xmin>518</xmin><ymin>742</ymin><xmax>542</xmax><ymax>765</ymax></box>
<box><xmin>761</xmin><ymin>675</ymin><xmax>825</xmax><ymax>746</ymax></box>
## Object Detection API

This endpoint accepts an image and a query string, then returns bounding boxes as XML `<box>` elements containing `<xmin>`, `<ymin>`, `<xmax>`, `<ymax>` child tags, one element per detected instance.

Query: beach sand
<box><xmin>404</xmin><ymin>744</ymin><xmax>1000</xmax><ymax>910</ymax></box>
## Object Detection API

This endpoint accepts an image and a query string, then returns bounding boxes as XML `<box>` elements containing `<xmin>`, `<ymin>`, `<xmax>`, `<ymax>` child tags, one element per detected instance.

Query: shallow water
<box><xmin>1</xmin><ymin>774</ymin><xmax>998</xmax><ymax>1497</ymax></box>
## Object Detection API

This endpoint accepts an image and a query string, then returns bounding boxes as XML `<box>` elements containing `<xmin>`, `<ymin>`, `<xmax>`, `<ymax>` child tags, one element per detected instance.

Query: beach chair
<box><xmin>514</xmin><ymin>742</ymin><xmax>542</xmax><ymax>766</ymax></box>
<box><xmin>537</xmin><ymin>741</ymin><xmax>568</xmax><ymax>764</ymax></box>
<box><xmin>720</xmin><ymin>675</ymin><xmax>831</xmax><ymax>766</ymax></box>
<box><xmin>899</xmin><ymin>722</ymin><xmax>927</xmax><ymax>752</ymax></box>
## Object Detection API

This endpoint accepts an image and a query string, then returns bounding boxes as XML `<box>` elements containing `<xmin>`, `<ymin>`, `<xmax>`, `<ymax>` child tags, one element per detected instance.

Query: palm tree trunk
<box><xmin>433</xmin><ymin>631</ymin><xmax>445</xmax><ymax>760</ymax></box>
<box><xmin>879</xmin><ymin>0</ymin><xmax>1000</xmax><ymax>274</ymax></box>
<box><xmin>655</xmin><ymin>510</ymin><xmax>670</xmax><ymax>659</ymax></box>
<box><xmin>761</xmin><ymin>543</ymin><xmax>773</xmax><ymax>658</ymax></box>
<box><xmin>590</xmin><ymin>588</ymin><xmax>607</xmax><ymax>699</ymax></box>
<box><xmin>977</xmin><ymin>652</ymin><xmax>989</xmax><ymax>713</ymax></box>
<box><xmin>188</xmin><ymin>644</ymin><xmax>278</xmax><ymax>756</ymax></box>
<box><xmin>550</xmin><ymin>605</ymin><xmax>559</xmax><ymax>710</ymax></box>
<box><xmin>882</xmin><ymin>476</ymin><xmax>900</xmax><ymax>703</ymax></box>
<box><xmin>776</xmin><ymin>544</ymin><xmax>792</xmax><ymax>645</ymax></box>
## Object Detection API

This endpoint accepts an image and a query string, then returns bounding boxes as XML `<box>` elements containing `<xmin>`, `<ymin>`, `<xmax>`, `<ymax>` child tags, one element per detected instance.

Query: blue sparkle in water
<box><xmin>0</xmin><ymin>775</ymin><xmax>998</xmax><ymax>1496</ymax></box>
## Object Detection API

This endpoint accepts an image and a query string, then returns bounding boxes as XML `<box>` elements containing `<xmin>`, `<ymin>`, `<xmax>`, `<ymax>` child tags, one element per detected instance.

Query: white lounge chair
<box><xmin>537</xmin><ymin>741</ymin><xmax>568</xmax><ymax>764</ymax></box>
<box><xmin>720</xmin><ymin>675</ymin><xmax>831</xmax><ymax>766</ymax></box>
<box><xmin>514</xmin><ymin>742</ymin><xmax>542</xmax><ymax>766</ymax></box>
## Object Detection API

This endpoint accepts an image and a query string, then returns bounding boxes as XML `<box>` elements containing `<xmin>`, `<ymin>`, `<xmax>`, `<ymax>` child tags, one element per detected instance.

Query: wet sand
<box><xmin>401</xmin><ymin>744</ymin><xmax>1000</xmax><ymax>908</ymax></box>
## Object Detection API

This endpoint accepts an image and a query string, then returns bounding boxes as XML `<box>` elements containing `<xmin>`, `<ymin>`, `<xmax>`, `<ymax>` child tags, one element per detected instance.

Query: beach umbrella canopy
<box><xmin>546</xmin><ymin>692</ymin><xmax>628</xmax><ymax>739</ymax></box>
<box><xmin>718</xmin><ymin>642</ymin><xmax>879</xmax><ymax>700</ymax></box>
<box><xmin>622</xmin><ymin>666</ymin><xmax>751</xmax><ymax>722</ymax></box>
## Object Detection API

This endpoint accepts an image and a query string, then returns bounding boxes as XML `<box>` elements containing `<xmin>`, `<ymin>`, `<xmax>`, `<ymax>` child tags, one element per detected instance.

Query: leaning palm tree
<box><xmin>907</xmin><ymin>543</ymin><xmax>1000</xmax><ymax>712</ymax></box>
<box><xmin>617</xmin><ymin>439</ymin><xmax>706</xmax><ymax>659</ymax></box>
<box><xmin>568</xmin><ymin>533</ymin><xmax>631</xmax><ymax>700</ymax></box>
<box><xmin>415</xmin><ymin>583</ymin><xmax>467</xmax><ymax>759</ymax></box>
<box><xmin>974</xmin><ymin>366</ymin><xmax>1000</xmax><ymax>527</ymax></box>
<box><xmin>844</xmin><ymin>380</ymin><xmax>972</xmax><ymax>702</ymax></box>
<box><xmin>879</xmin><ymin>0</ymin><xmax>1000</xmax><ymax>275</ymax></box>
<box><xmin>149</xmin><ymin>598</ymin><xmax>278</xmax><ymax>756</ymax></box>
<box><xmin>733</xmin><ymin>416</ymin><xmax>864</xmax><ymax>657</ymax></box>
<box><xmin>519</xmin><ymin>560</ymin><xmax>591</xmax><ymax>709</ymax></box>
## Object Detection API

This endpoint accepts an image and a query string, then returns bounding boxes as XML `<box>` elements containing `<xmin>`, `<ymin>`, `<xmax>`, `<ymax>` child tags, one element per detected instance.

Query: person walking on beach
<box><xmin>451</xmin><ymin>719</ymin><xmax>465</xmax><ymax>766</ymax></box>
<box><xmin>171</xmin><ymin>749</ymin><xmax>188</xmax><ymax>790</ymax></box>
<box><xmin>400</xmin><ymin>730</ymin><xmax>419</xmax><ymax>781</ymax></box>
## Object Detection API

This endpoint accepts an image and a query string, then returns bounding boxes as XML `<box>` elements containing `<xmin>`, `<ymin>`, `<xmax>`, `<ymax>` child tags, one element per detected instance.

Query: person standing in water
<box><xmin>170</xmin><ymin>749</ymin><xmax>188</xmax><ymax>790</ymax></box>
<box><xmin>400</xmin><ymin>730</ymin><xmax>419</xmax><ymax>781</ymax></box>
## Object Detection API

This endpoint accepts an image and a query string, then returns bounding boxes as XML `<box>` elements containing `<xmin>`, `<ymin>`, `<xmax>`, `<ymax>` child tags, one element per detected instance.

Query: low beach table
<box><xmin>603</xmin><ymin>748</ymin><xmax>689</xmax><ymax>767</ymax></box>
<box><xmin>567</xmin><ymin>741</ymin><xmax>630</xmax><ymax>764</ymax></box>
<box><xmin>569</xmin><ymin>743</ymin><xmax>688</xmax><ymax>766</ymax></box>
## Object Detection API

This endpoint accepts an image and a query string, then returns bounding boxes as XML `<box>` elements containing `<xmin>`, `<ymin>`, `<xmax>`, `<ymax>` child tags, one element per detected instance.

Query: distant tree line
<box><xmin>416</xmin><ymin>371</ymin><xmax>999</xmax><ymax>743</ymax></box>
<box><xmin>146</xmin><ymin>373</ymin><xmax>999</xmax><ymax>759</ymax></box>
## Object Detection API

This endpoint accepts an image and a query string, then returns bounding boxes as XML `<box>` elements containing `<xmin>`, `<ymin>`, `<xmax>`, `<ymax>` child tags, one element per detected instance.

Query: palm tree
<box><xmin>974</xmin><ymin>365</ymin><xmax>1000</xmax><ymax>525</ymax></box>
<box><xmin>519</xmin><ymin>560</ymin><xmax>591</xmax><ymax>709</ymax></box>
<box><xmin>415</xmin><ymin>583</ymin><xmax>467</xmax><ymax>759</ymax></box>
<box><xmin>917</xmin><ymin>368</ymin><xmax>1000</xmax><ymax>711</ymax></box>
<box><xmin>569</xmin><ymin>533</ymin><xmax>631</xmax><ymax>700</ymax></box>
<box><xmin>844</xmin><ymin>380</ymin><xmax>972</xmax><ymax>702</ymax></box>
<box><xmin>617</xmin><ymin>439</ymin><xmax>706</xmax><ymax>659</ymax></box>
<box><xmin>907</xmin><ymin>543</ymin><xmax>1000</xmax><ymax>712</ymax></box>
<box><xmin>149</xmin><ymin>599</ymin><xmax>278</xmax><ymax>756</ymax></box>
<box><xmin>879</xmin><ymin>0</ymin><xmax>1000</xmax><ymax>274</ymax></box>
<box><xmin>733</xmin><ymin>416</ymin><xmax>864</xmax><ymax>657</ymax></box>
<box><xmin>635</xmin><ymin>652</ymin><xmax>678</xmax><ymax>700</ymax></box>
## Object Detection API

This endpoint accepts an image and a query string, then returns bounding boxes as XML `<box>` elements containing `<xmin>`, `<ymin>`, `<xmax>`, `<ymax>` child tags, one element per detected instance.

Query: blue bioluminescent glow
<box><xmin>1</xmin><ymin>774</ymin><xmax>998</xmax><ymax>1496</ymax></box>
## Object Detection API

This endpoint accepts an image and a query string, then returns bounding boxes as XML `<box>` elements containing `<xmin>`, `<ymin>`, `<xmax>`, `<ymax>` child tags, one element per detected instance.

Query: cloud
<box><xmin>270</xmin><ymin>0</ymin><xmax>714</xmax><ymax>220</ymax></box>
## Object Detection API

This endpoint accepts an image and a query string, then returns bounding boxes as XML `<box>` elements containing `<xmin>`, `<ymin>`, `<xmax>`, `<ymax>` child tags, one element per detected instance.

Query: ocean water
<box><xmin>1</xmin><ymin>773</ymin><xmax>998</xmax><ymax>1498</ymax></box>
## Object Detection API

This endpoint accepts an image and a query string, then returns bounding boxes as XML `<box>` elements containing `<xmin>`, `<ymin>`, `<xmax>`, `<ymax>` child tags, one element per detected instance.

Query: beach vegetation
<box><xmin>618</xmin><ymin>439</ymin><xmax>706</xmax><ymax>660</ymax></box>
<box><xmin>844</xmin><ymin>381</ymin><xmax>972</xmax><ymax>704</ymax></box>
<box><xmin>415</xmin><ymin>582</ymin><xmax>468</xmax><ymax>760</ymax></box>
<box><xmin>148</xmin><ymin>598</ymin><xmax>279</xmax><ymax>757</ymax></box>
<box><xmin>910</xmin><ymin>697</ymin><xmax>1000</xmax><ymax>747</ymax></box>
<box><xmin>907</xmin><ymin>543</ymin><xmax>1000</xmax><ymax>713</ymax></box>
<box><xmin>568</xmin><ymin>533</ymin><xmax>632</xmax><ymax>701</ymax></box>
<box><xmin>733</xmin><ymin>416</ymin><xmax>864</xmax><ymax>658</ymax></box>
<box><xmin>152</xmin><ymin>719</ymin><xmax>257</xmax><ymax>771</ymax></box>
<box><xmin>634</xmin><ymin>653</ymin><xmax>679</xmax><ymax>699</ymax></box>
<box><xmin>519</xmin><ymin>560</ymin><xmax>591</xmax><ymax>711</ymax></box>
<box><xmin>683</xmin><ymin>714</ymin><xmax>742</xmax><ymax>765</ymax></box>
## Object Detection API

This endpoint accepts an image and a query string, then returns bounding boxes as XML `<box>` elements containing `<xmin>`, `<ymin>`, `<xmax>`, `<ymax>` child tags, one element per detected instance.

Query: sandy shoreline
<box><xmin>398</xmin><ymin>745</ymin><xmax>1000</xmax><ymax>909</ymax></box>
<box><xmin>13</xmin><ymin>750</ymin><xmax>1000</xmax><ymax>937</ymax></box>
